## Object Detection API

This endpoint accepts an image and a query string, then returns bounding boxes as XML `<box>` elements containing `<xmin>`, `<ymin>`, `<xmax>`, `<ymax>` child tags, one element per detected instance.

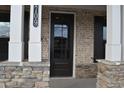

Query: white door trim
<box><xmin>48</xmin><ymin>11</ymin><xmax>76</xmax><ymax>78</ymax></box>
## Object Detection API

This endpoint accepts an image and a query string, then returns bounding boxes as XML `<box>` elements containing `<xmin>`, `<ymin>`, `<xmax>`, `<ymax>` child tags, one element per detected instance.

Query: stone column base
<box><xmin>97</xmin><ymin>60</ymin><xmax>124</xmax><ymax>88</ymax></box>
<box><xmin>0</xmin><ymin>62</ymin><xmax>50</xmax><ymax>88</ymax></box>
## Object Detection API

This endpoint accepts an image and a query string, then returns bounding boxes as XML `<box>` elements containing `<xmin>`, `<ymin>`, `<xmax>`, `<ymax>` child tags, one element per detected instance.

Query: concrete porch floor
<box><xmin>50</xmin><ymin>78</ymin><xmax>96</xmax><ymax>88</ymax></box>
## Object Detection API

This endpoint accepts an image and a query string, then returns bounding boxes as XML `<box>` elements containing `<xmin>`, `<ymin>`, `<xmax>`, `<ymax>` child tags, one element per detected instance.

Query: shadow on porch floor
<box><xmin>50</xmin><ymin>78</ymin><xmax>96</xmax><ymax>88</ymax></box>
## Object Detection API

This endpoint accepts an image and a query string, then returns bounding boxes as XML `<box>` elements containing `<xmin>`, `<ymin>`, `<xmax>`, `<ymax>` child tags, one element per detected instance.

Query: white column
<box><xmin>9</xmin><ymin>5</ymin><xmax>24</xmax><ymax>62</ymax></box>
<box><xmin>106</xmin><ymin>5</ymin><xmax>122</xmax><ymax>61</ymax></box>
<box><xmin>29</xmin><ymin>5</ymin><xmax>42</xmax><ymax>62</ymax></box>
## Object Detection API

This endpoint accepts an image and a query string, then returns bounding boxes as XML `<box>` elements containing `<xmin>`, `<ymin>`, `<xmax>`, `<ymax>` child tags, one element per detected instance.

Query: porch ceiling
<box><xmin>0</xmin><ymin>5</ymin><xmax>106</xmax><ymax>12</ymax></box>
<box><xmin>48</xmin><ymin>5</ymin><xmax>106</xmax><ymax>11</ymax></box>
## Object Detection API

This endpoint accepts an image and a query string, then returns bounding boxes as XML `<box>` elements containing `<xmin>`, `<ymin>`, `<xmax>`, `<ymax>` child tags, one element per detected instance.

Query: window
<box><xmin>54</xmin><ymin>24</ymin><xmax>68</xmax><ymax>38</ymax></box>
<box><xmin>0</xmin><ymin>13</ymin><xmax>10</xmax><ymax>61</ymax></box>
<box><xmin>0</xmin><ymin>22</ymin><xmax>10</xmax><ymax>38</ymax></box>
<box><xmin>103</xmin><ymin>26</ymin><xmax>107</xmax><ymax>40</ymax></box>
<box><xmin>54</xmin><ymin>24</ymin><xmax>69</xmax><ymax>59</ymax></box>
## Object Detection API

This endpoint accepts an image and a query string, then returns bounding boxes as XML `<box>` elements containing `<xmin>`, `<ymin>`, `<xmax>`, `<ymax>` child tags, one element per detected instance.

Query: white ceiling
<box><xmin>48</xmin><ymin>5</ymin><xmax>106</xmax><ymax>11</ymax></box>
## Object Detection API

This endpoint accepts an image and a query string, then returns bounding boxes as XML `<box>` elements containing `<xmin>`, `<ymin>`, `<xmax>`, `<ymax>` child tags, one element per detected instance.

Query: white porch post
<box><xmin>29</xmin><ymin>5</ymin><xmax>42</xmax><ymax>62</ymax></box>
<box><xmin>106</xmin><ymin>5</ymin><xmax>122</xmax><ymax>61</ymax></box>
<box><xmin>9</xmin><ymin>5</ymin><xmax>24</xmax><ymax>62</ymax></box>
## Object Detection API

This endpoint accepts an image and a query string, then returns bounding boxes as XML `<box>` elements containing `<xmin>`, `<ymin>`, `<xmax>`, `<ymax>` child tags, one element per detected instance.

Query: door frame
<box><xmin>49</xmin><ymin>11</ymin><xmax>76</xmax><ymax>78</ymax></box>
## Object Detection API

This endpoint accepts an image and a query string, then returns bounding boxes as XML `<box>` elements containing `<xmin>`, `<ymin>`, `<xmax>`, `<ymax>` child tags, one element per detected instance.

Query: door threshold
<box><xmin>50</xmin><ymin>77</ymin><xmax>74</xmax><ymax>79</ymax></box>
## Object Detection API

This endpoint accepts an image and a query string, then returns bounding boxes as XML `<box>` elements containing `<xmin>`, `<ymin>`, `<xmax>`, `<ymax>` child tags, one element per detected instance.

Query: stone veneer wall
<box><xmin>42</xmin><ymin>6</ymin><xmax>105</xmax><ymax>78</ymax></box>
<box><xmin>76</xmin><ymin>63</ymin><xmax>97</xmax><ymax>78</ymax></box>
<box><xmin>97</xmin><ymin>60</ymin><xmax>124</xmax><ymax>88</ymax></box>
<box><xmin>0</xmin><ymin>62</ymin><xmax>50</xmax><ymax>88</ymax></box>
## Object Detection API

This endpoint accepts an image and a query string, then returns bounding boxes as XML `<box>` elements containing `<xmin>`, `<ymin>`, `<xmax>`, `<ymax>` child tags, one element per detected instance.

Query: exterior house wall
<box><xmin>0</xmin><ymin>5</ymin><xmax>106</xmax><ymax>88</ymax></box>
<box><xmin>42</xmin><ymin>6</ymin><xmax>106</xmax><ymax>78</ymax></box>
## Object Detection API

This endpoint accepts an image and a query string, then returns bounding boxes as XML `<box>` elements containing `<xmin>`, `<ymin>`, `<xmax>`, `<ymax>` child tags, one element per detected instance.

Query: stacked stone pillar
<box><xmin>97</xmin><ymin>5</ymin><xmax>124</xmax><ymax>88</ymax></box>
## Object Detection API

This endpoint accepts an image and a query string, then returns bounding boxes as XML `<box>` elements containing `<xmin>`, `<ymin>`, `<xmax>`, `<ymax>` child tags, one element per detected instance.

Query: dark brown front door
<box><xmin>50</xmin><ymin>13</ymin><xmax>74</xmax><ymax>77</ymax></box>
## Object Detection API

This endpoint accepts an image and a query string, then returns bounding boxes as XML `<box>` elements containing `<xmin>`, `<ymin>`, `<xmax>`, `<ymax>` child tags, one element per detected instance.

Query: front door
<box><xmin>50</xmin><ymin>13</ymin><xmax>74</xmax><ymax>77</ymax></box>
